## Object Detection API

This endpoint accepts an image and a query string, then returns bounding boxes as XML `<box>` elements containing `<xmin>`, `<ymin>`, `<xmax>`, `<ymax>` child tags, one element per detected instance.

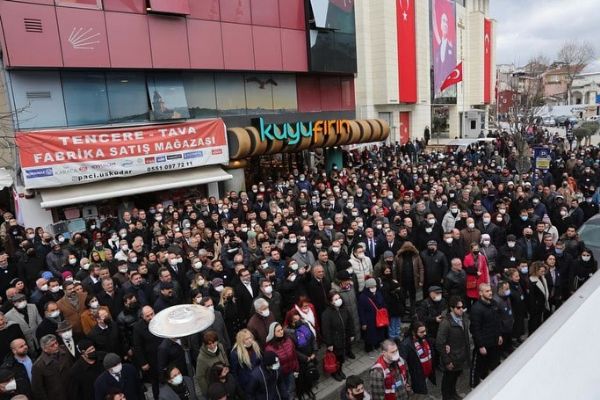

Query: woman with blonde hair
<box><xmin>229</xmin><ymin>329</ymin><xmax>262</xmax><ymax>388</ymax></box>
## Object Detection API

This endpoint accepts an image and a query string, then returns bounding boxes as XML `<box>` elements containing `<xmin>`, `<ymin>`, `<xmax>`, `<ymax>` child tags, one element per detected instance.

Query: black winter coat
<box><xmin>398</xmin><ymin>336</ymin><xmax>436</xmax><ymax>394</ymax></box>
<box><xmin>321</xmin><ymin>305</ymin><xmax>353</xmax><ymax>356</ymax></box>
<box><xmin>420</xmin><ymin>250</ymin><xmax>449</xmax><ymax>286</ymax></box>
<box><xmin>469</xmin><ymin>299</ymin><xmax>502</xmax><ymax>349</ymax></box>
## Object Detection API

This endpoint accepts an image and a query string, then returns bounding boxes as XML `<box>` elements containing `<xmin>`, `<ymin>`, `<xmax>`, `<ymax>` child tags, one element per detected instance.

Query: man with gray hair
<box><xmin>31</xmin><ymin>334</ymin><xmax>74</xmax><ymax>400</ymax></box>
<box><xmin>246</xmin><ymin>297</ymin><xmax>275</xmax><ymax>347</ymax></box>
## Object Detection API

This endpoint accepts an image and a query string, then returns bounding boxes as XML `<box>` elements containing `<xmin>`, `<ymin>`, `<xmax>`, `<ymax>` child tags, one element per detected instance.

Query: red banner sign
<box><xmin>484</xmin><ymin>18</ymin><xmax>492</xmax><ymax>104</ymax></box>
<box><xmin>16</xmin><ymin>119</ymin><xmax>228</xmax><ymax>189</ymax></box>
<box><xmin>397</xmin><ymin>0</ymin><xmax>417</xmax><ymax>103</ymax></box>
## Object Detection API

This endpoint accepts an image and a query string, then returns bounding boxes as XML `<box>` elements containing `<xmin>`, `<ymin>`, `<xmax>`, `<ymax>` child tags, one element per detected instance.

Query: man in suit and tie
<box><xmin>364</xmin><ymin>227</ymin><xmax>378</xmax><ymax>265</ymax></box>
<box><xmin>376</xmin><ymin>229</ymin><xmax>401</xmax><ymax>261</ymax></box>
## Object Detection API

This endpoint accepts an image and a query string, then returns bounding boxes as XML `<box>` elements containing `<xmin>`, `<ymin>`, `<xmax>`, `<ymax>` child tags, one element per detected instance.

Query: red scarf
<box><xmin>372</xmin><ymin>355</ymin><xmax>408</xmax><ymax>400</ymax></box>
<box><xmin>414</xmin><ymin>338</ymin><xmax>433</xmax><ymax>378</ymax></box>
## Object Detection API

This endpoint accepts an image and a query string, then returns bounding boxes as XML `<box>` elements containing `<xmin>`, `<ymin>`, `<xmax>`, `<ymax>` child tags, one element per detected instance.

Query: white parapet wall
<box><xmin>467</xmin><ymin>270</ymin><xmax>600</xmax><ymax>399</ymax></box>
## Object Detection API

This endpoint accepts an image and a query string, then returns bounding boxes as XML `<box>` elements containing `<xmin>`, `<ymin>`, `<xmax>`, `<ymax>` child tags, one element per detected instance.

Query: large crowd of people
<box><xmin>0</xmin><ymin>129</ymin><xmax>598</xmax><ymax>400</ymax></box>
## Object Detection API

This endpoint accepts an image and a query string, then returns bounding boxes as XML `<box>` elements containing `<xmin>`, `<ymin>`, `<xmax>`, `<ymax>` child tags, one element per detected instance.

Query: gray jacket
<box><xmin>5</xmin><ymin>304</ymin><xmax>42</xmax><ymax>350</ymax></box>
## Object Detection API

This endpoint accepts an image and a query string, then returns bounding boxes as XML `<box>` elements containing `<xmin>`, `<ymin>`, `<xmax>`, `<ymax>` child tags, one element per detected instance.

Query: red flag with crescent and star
<box><xmin>396</xmin><ymin>0</ymin><xmax>417</xmax><ymax>103</ymax></box>
<box><xmin>440</xmin><ymin>61</ymin><xmax>462</xmax><ymax>93</ymax></box>
<box><xmin>484</xmin><ymin>18</ymin><xmax>492</xmax><ymax>104</ymax></box>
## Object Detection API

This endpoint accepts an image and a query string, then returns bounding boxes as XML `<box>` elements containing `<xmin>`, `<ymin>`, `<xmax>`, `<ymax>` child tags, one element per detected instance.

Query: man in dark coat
<box><xmin>0</xmin><ymin>338</ymin><xmax>33</xmax><ymax>399</ymax></box>
<box><xmin>469</xmin><ymin>283</ymin><xmax>502</xmax><ymax>388</ymax></box>
<box><xmin>416</xmin><ymin>286</ymin><xmax>448</xmax><ymax>349</ymax></box>
<box><xmin>132</xmin><ymin>306</ymin><xmax>161</xmax><ymax>400</ymax></box>
<box><xmin>399</xmin><ymin>321</ymin><xmax>436</xmax><ymax>395</ymax></box>
<box><xmin>67</xmin><ymin>338</ymin><xmax>105</xmax><ymax>400</ymax></box>
<box><xmin>304</xmin><ymin>264</ymin><xmax>332</xmax><ymax>321</ymax></box>
<box><xmin>233</xmin><ymin>268</ymin><xmax>259</xmax><ymax>324</ymax></box>
<box><xmin>436</xmin><ymin>296</ymin><xmax>470</xmax><ymax>400</ymax></box>
<box><xmin>88</xmin><ymin>308</ymin><xmax>125</xmax><ymax>357</ymax></box>
<box><xmin>94</xmin><ymin>353</ymin><xmax>144</xmax><ymax>400</ymax></box>
<box><xmin>420</xmin><ymin>241</ymin><xmax>449</xmax><ymax>297</ymax></box>
<box><xmin>157</xmin><ymin>338</ymin><xmax>188</xmax><ymax>378</ymax></box>
<box><xmin>31</xmin><ymin>334</ymin><xmax>74</xmax><ymax>400</ymax></box>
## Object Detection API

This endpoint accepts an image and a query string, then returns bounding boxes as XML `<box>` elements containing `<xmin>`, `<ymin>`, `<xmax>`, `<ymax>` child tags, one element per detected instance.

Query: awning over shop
<box><xmin>39</xmin><ymin>166</ymin><xmax>232</xmax><ymax>208</ymax></box>
<box><xmin>0</xmin><ymin>168</ymin><xmax>13</xmax><ymax>190</ymax></box>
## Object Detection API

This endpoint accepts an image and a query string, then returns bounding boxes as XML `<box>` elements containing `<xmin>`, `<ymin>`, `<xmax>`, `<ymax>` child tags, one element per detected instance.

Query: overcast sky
<box><xmin>490</xmin><ymin>0</ymin><xmax>600</xmax><ymax>69</ymax></box>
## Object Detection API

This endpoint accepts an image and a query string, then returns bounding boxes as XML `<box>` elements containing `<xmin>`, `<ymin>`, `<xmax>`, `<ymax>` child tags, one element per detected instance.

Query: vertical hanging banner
<box><xmin>396</xmin><ymin>0</ymin><xmax>417</xmax><ymax>103</ymax></box>
<box><xmin>431</xmin><ymin>0</ymin><xmax>456</xmax><ymax>98</ymax></box>
<box><xmin>484</xmin><ymin>18</ymin><xmax>492</xmax><ymax>104</ymax></box>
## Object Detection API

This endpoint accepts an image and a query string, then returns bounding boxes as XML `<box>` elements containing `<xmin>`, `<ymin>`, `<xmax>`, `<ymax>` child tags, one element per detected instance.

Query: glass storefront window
<box><xmin>183</xmin><ymin>72</ymin><xmax>218</xmax><ymax>118</ymax></box>
<box><xmin>62</xmin><ymin>71</ymin><xmax>110</xmax><ymax>126</ymax></box>
<box><xmin>106</xmin><ymin>72</ymin><xmax>150</xmax><ymax>123</ymax></box>
<box><xmin>244</xmin><ymin>73</ymin><xmax>275</xmax><ymax>115</ymax></box>
<box><xmin>147</xmin><ymin>73</ymin><xmax>190</xmax><ymax>121</ymax></box>
<box><xmin>215</xmin><ymin>73</ymin><xmax>246</xmax><ymax>116</ymax></box>
<box><xmin>272</xmin><ymin>74</ymin><xmax>298</xmax><ymax>112</ymax></box>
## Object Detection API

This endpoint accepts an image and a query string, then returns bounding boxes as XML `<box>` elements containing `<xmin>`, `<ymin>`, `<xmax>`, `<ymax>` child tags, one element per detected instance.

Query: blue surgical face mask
<box><xmin>520</xmin><ymin>216</ymin><xmax>528</xmax><ymax>221</ymax></box>
<box><xmin>555</xmin><ymin>248</ymin><xmax>563</xmax><ymax>255</ymax></box>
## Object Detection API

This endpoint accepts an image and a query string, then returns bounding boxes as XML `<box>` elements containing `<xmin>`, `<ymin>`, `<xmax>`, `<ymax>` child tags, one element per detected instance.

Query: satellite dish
<box><xmin>149</xmin><ymin>304</ymin><xmax>215</xmax><ymax>338</ymax></box>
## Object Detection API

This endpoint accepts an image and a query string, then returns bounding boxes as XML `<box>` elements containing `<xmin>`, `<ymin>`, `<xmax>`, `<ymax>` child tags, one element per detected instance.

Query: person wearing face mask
<box><xmin>195</xmin><ymin>331</ymin><xmax>228</xmax><ymax>395</ymax></box>
<box><xmin>570</xmin><ymin>248</ymin><xmax>598</xmax><ymax>292</ymax></box>
<box><xmin>419</xmin><ymin>241</ymin><xmax>449</xmax><ymax>298</ymax></box>
<box><xmin>415</xmin><ymin>286</ymin><xmax>447</xmax><ymax>353</ymax></box>
<box><xmin>31</xmin><ymin>334</ymin><xmax>74</xmax><ymax>400</ymax></box>
<box><xmin>358</xmin><ymin>279</ymin><xmax>387</xmax><ymax>353</ymax></box>
<box><xmin>527</xmin><ymin>262</ymin><xmax>551</xmax><ymax>335</ymax></box>
<box><xmin>247</xmin><ymin>298</ymin><xmax>276</xmax><ymax>348</ymax></box>
<box><xmin>265</xmin><ymin>322</ymin><xmax>299</xmax><ymax>399</ymax></box>
<box><xmin>441</xmin><ymin>203</ymin><xmax>462</xmax><ymax>234</ymax></box>
<box><xmin>463</xmin><ymin>243</ymin><xmax>490</xmax><ymax>310</ymax></box>
<box><xmin>492</xmin><ymin>281</ymin><xmax>514</xmax><ymax>357</ymax></box>
<box><xmin>341</xmin><ymin>375</ymin><xmax>371</xmax><ymax>400</ymax></box>
<box><xmin>66</xmin><ymin>339</ymin><xmax>104</xmax><ymax>400</ymax></box>
<box><xmin>94</xmin><ymin>352</ymin><xmax>144</xmax><ymax>400</ymax></box>
<box><xmin>246</xmin><ymin>351</ymin><xmax>286</xmax><ymax>400</ymax></box>
<box><xmin>4</xmin><ymin>293</ymin><xmax>41</xmax><ymax>354</ymax></box>
<box><xmin>497</xmin><ymin>234</ymin><xmax>523</xmax><ymax>272</ymax></box>
<box><xmin>349</xmin><ymin>244</ymin><xmax>374</xmax><ymax>292</ymax></box>
<box><xmin>321</xmin><ymin>291</ymin><xmax>354</xmax><ymax>381</ymax></box>
<box><xmin>198</xmin><ymin>297</ymin><xmax>231</xmax><ymax>352</ymax></box>
<box><xmin>377</xmin><ymin>265</ymin><xmax>403</xmax><ymax>340</ymax></box>
<box><xmin>292</xmin><ymin>240</ymin><xmax>316</xmax><ymax>271</ymax></box>
<box><xmin>0</xmin><ymin>368</ymin><xmax>20</xmax><ymax>399</ymax></box>
<box><xmin>88</xmin><ymin>308</ymin><xmax>125</xmax><ymax>358</ymax></box>
<box><xmin>368</xmin><ymin>339</ymin><xmax>410</xmax><ymax>399</ymax></box>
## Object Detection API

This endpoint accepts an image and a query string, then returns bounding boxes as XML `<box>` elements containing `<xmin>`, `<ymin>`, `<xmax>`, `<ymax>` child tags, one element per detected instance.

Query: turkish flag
<box><xmin>484</xmin><ymin>18</ymin><xmax>492</xmax><ymax>104</ymax></box>
<box><xmin>396</xmin><ymin>0</ymin><xmax>417</xmax><ymax>103</ymax></box>
<box><xmin>440</xmin><ymin>62</ymin><xmax>462</xmax><ymax>92</ymax></box>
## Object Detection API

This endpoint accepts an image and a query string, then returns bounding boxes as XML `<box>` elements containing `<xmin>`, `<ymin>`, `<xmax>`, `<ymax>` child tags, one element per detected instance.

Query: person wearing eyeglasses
<box><xmin>435</xmin><ymin>296</ymin><xmax>470</xmax><ymax>400</ymax></box>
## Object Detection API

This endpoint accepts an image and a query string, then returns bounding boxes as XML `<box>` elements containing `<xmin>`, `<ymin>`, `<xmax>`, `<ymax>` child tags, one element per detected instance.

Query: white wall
<box><xmin>14</xmin><ymin>185</ymin><xmax>53</xmax><ymax>228</ymax></box>
<box><xmin>468</xmin><ymin>271</ymin><xmax>600</xmax><ymax>399</ymax></box>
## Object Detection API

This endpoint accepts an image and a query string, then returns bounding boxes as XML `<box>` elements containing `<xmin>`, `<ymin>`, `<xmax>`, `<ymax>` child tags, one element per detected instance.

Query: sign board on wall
<box><xmin>16</xmin><ymin>119</ymin><xmax>228</xmax><ymax>189</ymax></box>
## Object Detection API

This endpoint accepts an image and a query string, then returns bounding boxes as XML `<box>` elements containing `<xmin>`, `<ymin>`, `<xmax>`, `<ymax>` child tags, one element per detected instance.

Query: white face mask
<box><xmin>130</xmin><ymin>257</ymin><xmax>137</xmax><ymax>263</ymax></box>
<box><xmin>15</xmin><ymin>301</ymin><xmax>27</xmax><ymax>310</ymax></box>
<box><xmin>507</xmin><ymin>242</ymin><xmax>516</xmax><ymax>248</ymax></box>
<box><xmin>60</xmin><ymin>330</ymin><xmax>73</xmax><ymax>340</ymax></box>
<box><xmin>170</xmin><ymin>374</ymin><xmax>183</xmax><ymax>385</ymax></box>
<box><xmin>333</xmin><ymin>298</ymin><xmax>343</xmax><ymax>307</ymax></box>
<box><xmin>482</xmin><ymin>240</ymin><xmax>490</xmax><ymax>246</ymax></box>
<box><xmin>110</xmin><ymin>364</ymin><xmax>123</xmax><ymax>374</ymax></box>
<box><xmin>467</xmin><ymin>223</ymin><xmax>475</xmax><ymax>229</ymax></box>
<box><xmin>271</xmin><ymin>361</ymin><xmax>280</xmax><ymax>370</ymax></box>
<box><xmin>215</xmin><ymin>285</ymin><xmax>224</xmax><ymax>293</ymax></box>
<box><xmin>40</xmin><ymin>284</ymin><xmax>49</xmax><ymax>292</ymax></box>
<box><xmin>89</xmin><ymin>300</ymin><xmax>99</xmax><ymax>309</ymax></box>
<box><xmin>369</xmin><ymin>287</ymin><xmax>377</xmax><ymax>293</ymax></box>
<box><xmin>263</xmin><ymin>286</ymin><xmax>273</xmax><ymax>294</ymax></box>
<box><xmin>444</xmin><ymin>238</ymin><xmax>453</xmax><ymax>244</ymax></box>
<box><xmin>483</xmin><ymin>218</ymin><xmax>491</xmax><ymax>224</ymax></box>
<box><xmin>582</xmin><ymin>255</ymin><xmax>591</xmax><ymax>262</ymax></box>
<box><xmin>4</xmin><ymin>378</ymin><xmax>16</xmax><ymax>392</ymax></box>
<box><xmin>259</xmin><ymin>309</ymin><xmax>270</xmax><ymax>318</ymax></box>
<box><xmin>82</xmin><ymin>263</ymin><xmax>91</xmax><ymax>270</ymax></box>
<box><xmin>69</xmin><ymin>258</ymin><xmax>77</xmax><ymax>265</ymax></box>
<box><xmin>48</xmin><ymin>310</ymin><xmax>60</xmax><ymax>318</ymax></box>
<box><xmin>49</xmin><ymin>286</ymin><xmax>60</xmax><ymax>293</ymax></box>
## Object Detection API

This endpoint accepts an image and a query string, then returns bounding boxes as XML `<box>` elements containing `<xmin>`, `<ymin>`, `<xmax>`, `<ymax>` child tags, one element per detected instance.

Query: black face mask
<box><xmin>86</xmin><ymin>350</ymin><xmax>97</xmax><ymax>360</ymax></box>
<box><xmin>472</xmin><ymin>250</ymin><xmax>480</xmax><ymax>256</ymax></box>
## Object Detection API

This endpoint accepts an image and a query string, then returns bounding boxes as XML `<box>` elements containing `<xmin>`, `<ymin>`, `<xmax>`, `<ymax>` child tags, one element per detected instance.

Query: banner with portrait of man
<box><xmin>431</xmin><ymin>0</ymin><xmax>457</xmax><ymax>99</ymax></box>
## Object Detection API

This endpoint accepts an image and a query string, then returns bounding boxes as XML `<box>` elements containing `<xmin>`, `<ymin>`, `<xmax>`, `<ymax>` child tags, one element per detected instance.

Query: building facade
<box><xmin>0</xmin><ymin>0</ymin><xmax>387</xmax><ymax>228</ymax></box>
<box><xmin>355</xmin><ymin>0</ymin><xmax>496</xmax><ymax>142</ymax></box>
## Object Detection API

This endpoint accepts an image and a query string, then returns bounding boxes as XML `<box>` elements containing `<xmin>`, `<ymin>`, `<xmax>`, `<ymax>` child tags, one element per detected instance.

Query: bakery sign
<box><xmin>16</xmin><ymin>119</ymin><xmax>228</xmax><ymax>189</ymax></box>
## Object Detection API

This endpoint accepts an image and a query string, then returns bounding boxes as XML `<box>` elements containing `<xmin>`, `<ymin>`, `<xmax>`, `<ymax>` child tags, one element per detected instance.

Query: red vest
<box><xmin>414</xmin><ymin>338</ymin><xmax>433</xmax><ymax>378</ymax></box>
<box><xmin>371</xmin><ymin>355</ymin><xmax>408</xmax><ymax>400</ymax></box>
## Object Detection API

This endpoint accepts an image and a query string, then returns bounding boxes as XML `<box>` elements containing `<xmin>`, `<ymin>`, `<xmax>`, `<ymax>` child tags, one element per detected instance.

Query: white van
<box><xmin>586</xmin><ymin>115</ymin><xmax>600</xmax><ymax>122</ymax></box>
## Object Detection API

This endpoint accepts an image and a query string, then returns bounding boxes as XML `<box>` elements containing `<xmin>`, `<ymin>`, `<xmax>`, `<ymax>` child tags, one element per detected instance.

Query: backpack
<box><xmin>295</xmin><ymin>324</ymin><xmax>313</xmax><ymax>348</ymax></box>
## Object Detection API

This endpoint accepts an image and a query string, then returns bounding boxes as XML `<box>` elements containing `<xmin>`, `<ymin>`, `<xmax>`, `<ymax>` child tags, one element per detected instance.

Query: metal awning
<box><xmin>39</xmin><ymin>166</ymin><xmax>232</xmax><ymax>208</ymax></box>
